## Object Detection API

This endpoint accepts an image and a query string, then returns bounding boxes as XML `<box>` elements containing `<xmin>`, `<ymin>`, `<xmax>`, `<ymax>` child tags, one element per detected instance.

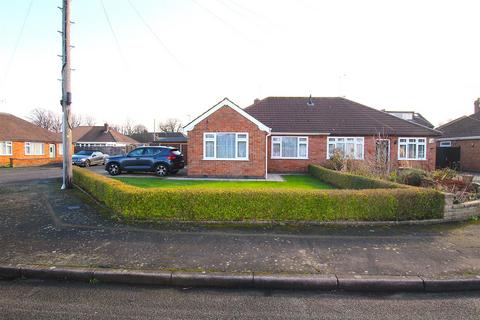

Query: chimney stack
<box><xmin>254</xmin><ymin>98</ymin><xmax>260</xmax><ymax>104</ymax></box>
<box><xmin>104</xmin><ymin>123</ymin><xmax>109</xmax><ymax>133</ymax></box>
<box><xmin>475</xmin><ymin>98</ymin><xmax>480</xmax><ymax>114</ymax></box>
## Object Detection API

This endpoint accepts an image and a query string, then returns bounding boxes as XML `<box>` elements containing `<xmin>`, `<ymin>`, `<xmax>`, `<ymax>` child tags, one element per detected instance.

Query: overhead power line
<box><xmin>2</xmin><ymin>0</ymin><xmax>34</xmax><ymax>87</ymax></box>
<box><xmin>100</xmin><ymin>0</ymin><xmax>129</xmax><ymax>71</ymax></box>
<box><xmin>127</xmin><ymin>0</ymin><xmax>182</xmax><ymax>66</ymax></box>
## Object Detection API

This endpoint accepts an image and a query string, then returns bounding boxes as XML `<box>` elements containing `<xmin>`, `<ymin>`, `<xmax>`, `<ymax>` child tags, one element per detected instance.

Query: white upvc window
<box><xmin>0</xmin><ymin>141</ymin><xmax>13</xmax><ymax>156</ymax></box>
<box><xmin>58</xmin><ymin>143</ymin><xmax>64</xmax><ymax>156</ymax></box>
<box><xmin>327</xmin><ymin>137</ymin><xmax>364</xmax><ymax>160</ymax></box>
<box><xmin>203</xmin><ymin>132</ymin><xmax>249</xmax><ymax>160</ymax></box>
<box><xmin>271</xmin><ymin>136</ymin><xmax>308</xmax><ymax>159</ymax></box>
<box><xmin>398</xmin><ymin>137</ymin><xmax>427</xmax><ymax>160</ymax></box>
<box><xmin>25</xmin><ymin>142</ymin><xmax>44</xmax><ymax>156</ymax></box>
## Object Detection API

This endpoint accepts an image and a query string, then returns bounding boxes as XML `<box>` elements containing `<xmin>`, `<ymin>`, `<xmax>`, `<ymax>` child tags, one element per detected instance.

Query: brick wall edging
<box><xmin>443</xmin><ymin>193</ymin><xmax>480</xmax><ymax>220</ymax></box>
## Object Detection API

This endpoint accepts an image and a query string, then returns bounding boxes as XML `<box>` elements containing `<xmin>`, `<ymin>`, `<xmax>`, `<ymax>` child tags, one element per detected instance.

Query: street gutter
<box><xmin>1</xmin><ymin>264</ymin><xmax>479</xmax><ymax>293</ymax></box>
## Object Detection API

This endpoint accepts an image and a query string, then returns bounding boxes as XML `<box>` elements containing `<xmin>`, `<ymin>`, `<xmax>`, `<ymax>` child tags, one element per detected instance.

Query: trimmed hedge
<box><xmin>73</xmin><ymin>167</ymin><xmax>445</xmax><ymax>222</ymax></box>
<box><xmin>309</xmin><ymin>165</ymin><xmax>402</xmax><ymax>189</ymax></box>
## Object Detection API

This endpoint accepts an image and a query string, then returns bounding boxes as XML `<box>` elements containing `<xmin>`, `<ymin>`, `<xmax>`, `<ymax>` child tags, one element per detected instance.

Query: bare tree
<box><xmin>71</xmin><ymin>113</ymin><xmax>83</xmax><ymax>128</ymax></box>
<box><xmin>157</xmin><ymin>118</ymin><xmax>182</xmax><ymax>132</ymax></box>
<box><xmin>28</xmin><ymin>108</ymin><xmax>62</xmax><ymax>132</ymax></box>
<box><xmin>84</xmin><ymin>115</ymin><xmax>96</xmax><ymax>126</ymax></box>
<box><xmin>132</xmin><ymin>124</ymin><xmax>148</xmax><ymax>134</ymax></box>
<box><xmin>29</xmin><ymin>108</ymin><xmax>97</xmax><ymax>131</ymax></box>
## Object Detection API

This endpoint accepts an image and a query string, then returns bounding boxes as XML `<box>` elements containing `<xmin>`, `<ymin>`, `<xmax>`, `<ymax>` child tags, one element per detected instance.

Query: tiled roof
<box><xmin>129</xmin><ymin>132</ymin><xmax>187</xmax><ymax>143</ymax></box>
<box><xmin>0</xmin><ymin>112</ymin><xmax>61</xmax><ymax>142</ymax></box>
<box><xmin>73</xmin><ymin>126</ymin><xmax>139</xmax><ymax>144</ymax></box>
<box><xmin>436</xmin><ymin>112</ymin><xmax>480</xmax><ymax>139</ymax></box>
<box><xmin>244</xmin><ymin>97</ymin><xmax>441</xmax><ymax>136</ymax></box>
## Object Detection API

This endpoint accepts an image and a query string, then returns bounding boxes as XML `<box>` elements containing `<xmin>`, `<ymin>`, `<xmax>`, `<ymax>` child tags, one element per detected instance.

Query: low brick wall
<box><xmin>443</xmin><ymin>193</ymin><xmax>480</xmax><ymax>220</ymax></box>
<box><xmin>10</xmin><ymin>158</ymin><xmax>62</xmax><ymax>167</ymax></box>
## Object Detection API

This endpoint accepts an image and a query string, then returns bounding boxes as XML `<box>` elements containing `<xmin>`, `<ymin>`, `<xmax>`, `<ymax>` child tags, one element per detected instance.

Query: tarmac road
<box><xmin>1</xmin><ymin>279</ymin><xmax>479</xmax><ymax>320</ymax></box>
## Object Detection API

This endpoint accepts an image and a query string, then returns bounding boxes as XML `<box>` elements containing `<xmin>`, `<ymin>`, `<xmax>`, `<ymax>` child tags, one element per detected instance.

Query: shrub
<box><xmin>431</xmin><ymin>168</ymin><xmax>457</xmax><ymax>181</ymax></box>
<box><xmin>73</xmin><ymin>166</ymin><xmax>445</xmax><ymax>222</ymax></box>
<box><xmin>308</xmin><ymin>165</ymin><xmax>401</xmax><ymax>189</ymax></box>
<box><xmin>394</xmin><ymin>168</ymin><xmax>428</xmax><ymax>187</ymax></box>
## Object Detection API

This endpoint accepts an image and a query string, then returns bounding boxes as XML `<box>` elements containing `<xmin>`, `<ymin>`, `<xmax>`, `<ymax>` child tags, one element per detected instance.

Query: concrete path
<box><xmin>1</xmin><ymin>177</ymin><xmax>480</xmax><ymax>279</ymax></box>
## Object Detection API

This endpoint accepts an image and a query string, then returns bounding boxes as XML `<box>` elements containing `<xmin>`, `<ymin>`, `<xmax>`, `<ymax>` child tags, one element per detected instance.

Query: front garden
<box><xmin>115</xmin><ymin>175</ymin><xmax>334</xmax><ymax>190</ymax></box>
<box><xmin>73</xmin><ymin>165</ymin><xmax>444</xmax><ymax>223</ymax></box>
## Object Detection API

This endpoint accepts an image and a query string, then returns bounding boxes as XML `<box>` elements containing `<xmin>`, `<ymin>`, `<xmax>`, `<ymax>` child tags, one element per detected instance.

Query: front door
<box><xmin>49</xmin><ymin>144</ymin><xmax>56</xmax><ymax>158</ymax></box>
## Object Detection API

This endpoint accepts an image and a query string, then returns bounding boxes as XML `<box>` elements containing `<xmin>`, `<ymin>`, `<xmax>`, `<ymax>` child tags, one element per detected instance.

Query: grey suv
<box><xmin>105</xmin><ymin>146</ymin><xmax>185</xmax><ymax>176</ymax></box>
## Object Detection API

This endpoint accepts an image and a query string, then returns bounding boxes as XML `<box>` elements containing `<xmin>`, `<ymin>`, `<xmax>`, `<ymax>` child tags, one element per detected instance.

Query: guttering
<box><xmin>271</xmin><ymin>132</ymin><xmax>331</xmax><ymax>136</ymax></box>
<box><xmin>265</xmin><ymin>132</ymin><xmax>271</xmax><ymax>179</ymax></box>
<box><xmin>437</xmin><ymin>136</ymin><xmax>480</xmax><ymax>141</ymax></box>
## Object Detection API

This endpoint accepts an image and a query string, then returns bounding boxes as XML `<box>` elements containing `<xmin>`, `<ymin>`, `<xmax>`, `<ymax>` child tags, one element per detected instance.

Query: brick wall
<box><xmin>187</xmin><ymin>106</ymin><xmax>267</xmax><ymax>178</ymax></box>
<box><xmin>0</xmin><ymin>141</ymin><xmax>63</xmax><ymax>167</ymax></box>
<box><xmin>267</xmin><ymin>135</ymin><xmax>436</xmax><ymax>173</ymax></box>
<box><xmin>449</xmin><ymin>140</ymin><xmax>480</xmax><ymax>172</ymax></box>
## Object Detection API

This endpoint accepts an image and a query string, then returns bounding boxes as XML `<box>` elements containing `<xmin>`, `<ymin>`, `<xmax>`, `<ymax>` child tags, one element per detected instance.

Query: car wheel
<box><xmin>84</xmin><ymin>160</ymin><xmax>90</xmax><ymax>168</ymax></box>
<box><xmin>155</xmin><ymin>164</ymin><xmax>168</xmax><ymax>177</ymax></box>
<box><xmin>107</xmin><ymin>163</ymin><xmax>121</xmax><ymax>176</ymax></box>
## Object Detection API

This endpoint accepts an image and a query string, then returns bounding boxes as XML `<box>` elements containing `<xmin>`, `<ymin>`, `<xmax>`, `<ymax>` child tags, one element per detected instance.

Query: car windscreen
<box><xmin>76</xmin><ymin>151</ymin><xmax>94</xmax><ymax>155</ymax></box>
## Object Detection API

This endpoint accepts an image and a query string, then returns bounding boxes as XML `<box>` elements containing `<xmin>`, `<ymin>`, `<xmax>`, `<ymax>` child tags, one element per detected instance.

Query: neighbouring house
<box><xmin>436</xmin><ymin>98</ymin><xmax>480</xmax><ymax>171</ymax></box>
<box><xmin>184</xmin><ymin>97</ymin><xmax>441</xmax><ymax>178</ymax></box>
<box><xmin>385</xmin><ymin>110</ymin><xmax>435</xmax><ymax>128</ymax></box>
<box><xmin>128</xmin><ymin>131</ymin><xmax>188</xmax><ymax>160</ymax></box>
<box><xmin>0</xmin><ymin>112</ymin><xmax>63</xmax><ymax>167</ymax></box>
<box><xmin>73</xmin><ymin>123</ymin><xmax>139</xmax><ymax>155</ymax></box>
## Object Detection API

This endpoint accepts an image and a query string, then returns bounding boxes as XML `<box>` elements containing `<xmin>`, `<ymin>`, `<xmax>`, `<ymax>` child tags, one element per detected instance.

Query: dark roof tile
<box><xmin>244</xmin><ymin>97</ymin><xmax>440</xmax><ymax>136</ymax></box>
<box><xmin>0</xmin><ymin>112</ymin><xmax>61</xmax><ymax>142</ymax></box>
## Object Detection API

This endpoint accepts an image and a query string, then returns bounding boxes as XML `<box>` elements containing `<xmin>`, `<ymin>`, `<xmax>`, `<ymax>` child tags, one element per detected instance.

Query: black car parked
<box><xmin>105</xmin><ymin>146</ymin><xmax>184</xmax><ymax>177</ymax></box>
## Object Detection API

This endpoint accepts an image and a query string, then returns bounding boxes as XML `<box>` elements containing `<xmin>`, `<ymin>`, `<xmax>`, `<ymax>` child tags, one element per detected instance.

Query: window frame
<box><xmin>0</xmin><ymin>141</ymin><xmax>13</xmax><ymax>156</ymax></box>
<box><xmin>326</xmin><ymin>137</ymin><xmax>365</xmax><ymax>160</ymax></box>
<box><xmin>271</xmin><ymin>136</ymin><xmax>309</xmax><ymax>160</ymax></box>
<box><xmin>24</xmin><ymin>142</ymin><xmax>45</xmax><ymax>156</ymax></box>
<box><xmin>439</xmin><ymin>141</ymin><xmax>452</xmax><ymax>147</ymax></box>
<box><xmin>398</xmin><ymin>137</ymin><xmax>427</xmax><ymax>160</ymax></box>
<box><xmin>203</xmin><ymin>132</ymin><xmax>249</xmax><ymax>161</ymax></box>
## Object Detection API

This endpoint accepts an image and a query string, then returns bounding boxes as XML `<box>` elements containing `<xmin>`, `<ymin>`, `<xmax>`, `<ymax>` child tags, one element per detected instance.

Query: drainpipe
<box><xmin>265</xmin><ymin>132</ymin><xmax>271</xmax><ymax>179</ymax></box>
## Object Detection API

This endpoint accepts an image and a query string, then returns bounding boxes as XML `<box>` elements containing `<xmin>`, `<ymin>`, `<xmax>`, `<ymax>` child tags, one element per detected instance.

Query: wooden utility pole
<box><xmin>61</xmin><ymin>0</ymin><xmax>73</xmax><ymax>189</ymax></box>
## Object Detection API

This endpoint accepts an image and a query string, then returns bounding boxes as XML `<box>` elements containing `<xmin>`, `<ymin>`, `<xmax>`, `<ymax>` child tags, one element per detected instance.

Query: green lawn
<box><xmin>114</xmin><ymin>175</ymin><xmax>334</xmax><ymax>190</ymax></box>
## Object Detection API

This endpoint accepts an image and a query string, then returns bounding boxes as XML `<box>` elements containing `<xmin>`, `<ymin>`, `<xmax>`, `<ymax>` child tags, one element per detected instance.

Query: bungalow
<box><xmin>73</xmin><ymin>123</ymin><xmax>139</xmax><ymax>155</ymax></box>
<box><xmin>0</xmin><ymin>112</ymin><xmax>63</xmax><ymax>167</ymax></box>
<box><xmin>436</xmin><ymin>98</ymin><xmax>480</xmax><ymax>171</ymax></box>
<box><xmin>184</xmin><ymin>97</ymin><xmax>441</xmax><ymax>178</ymax></box>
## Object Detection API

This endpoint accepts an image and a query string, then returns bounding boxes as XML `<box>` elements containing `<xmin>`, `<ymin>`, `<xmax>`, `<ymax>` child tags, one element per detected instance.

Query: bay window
<box><xmin>204</xmin><ymin>132</ymin><xmax>248</xmax><ymax>160</ymax></box>
<box><xmin>398</xmin><ymin>138</ymin><xmax>426</xmax><ymax>160</ymax></box>
<box><xmin>327</xmin><ymin>137</ymin><xmax>364</xmax><ymax>159</ymax></box>
<box><xmin>0</xmin><ymin>141</ymin><xmax>12</xmax><ymax>156</ymax></box>
<box><xmin>25</xmin><ymin>142</ymin><xmax>44</xmax><ymax>156</ymax></box>
<box><xmin>271</xmin><ymin>136</ymin><xmax>308</xmax><ymax>159</ymax></box>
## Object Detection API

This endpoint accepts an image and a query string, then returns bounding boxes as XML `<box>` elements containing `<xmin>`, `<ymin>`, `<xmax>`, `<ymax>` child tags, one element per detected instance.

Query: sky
<box><xmin>1</xmin><ymin>0</ymin><xmax>480</xmax><ymax>130</ymax></box>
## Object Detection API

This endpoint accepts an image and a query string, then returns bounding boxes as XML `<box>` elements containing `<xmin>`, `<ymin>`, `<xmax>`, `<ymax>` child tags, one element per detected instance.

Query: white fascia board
<box><xmin>437</xmin><ymin>136</ymin><xmax>480</xmax><ymax>141</ymax></box>
<box><xmin>271</xmin><ymin>132</ymin><xmax>330</xmax><ymax>136</ymax></box>
<box><xmin>183</xmin><ymin>98</ymin><xmax>271</xmax><ymax>133</ymax></box>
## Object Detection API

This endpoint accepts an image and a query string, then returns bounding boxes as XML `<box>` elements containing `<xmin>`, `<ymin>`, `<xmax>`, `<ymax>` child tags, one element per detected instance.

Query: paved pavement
<box><xmin>1</xmin><ymin>168</ymin><xmax>480</xmax><ymax>278</ymax></box>
<box><xmin>0</xmin><ymin>165</ymin><xmax>61</xmax><ymax>184</ymax></box>
<box><xmin>1</xmin><ymin>279</ymin><xmax>480</xmax><ymax>319</ymax></box>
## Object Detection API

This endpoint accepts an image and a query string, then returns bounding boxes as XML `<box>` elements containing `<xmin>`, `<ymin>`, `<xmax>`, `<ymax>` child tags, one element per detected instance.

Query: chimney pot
<box><xmin>104</xmin><ymin>123</ymin><xmax>109</xmax><ymax>133</ymax></box>
<box><xmin>475</xmin><ymin>98</ymin><xmax>480</xmax><ymax>114</ymax></box>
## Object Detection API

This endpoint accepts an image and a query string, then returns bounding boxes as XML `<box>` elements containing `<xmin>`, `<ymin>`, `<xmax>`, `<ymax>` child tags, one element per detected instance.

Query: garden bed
<box><xmin>73</xmin><ymin>165</ymin><xmax>444</xmax><ymax>223</ymax></box>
